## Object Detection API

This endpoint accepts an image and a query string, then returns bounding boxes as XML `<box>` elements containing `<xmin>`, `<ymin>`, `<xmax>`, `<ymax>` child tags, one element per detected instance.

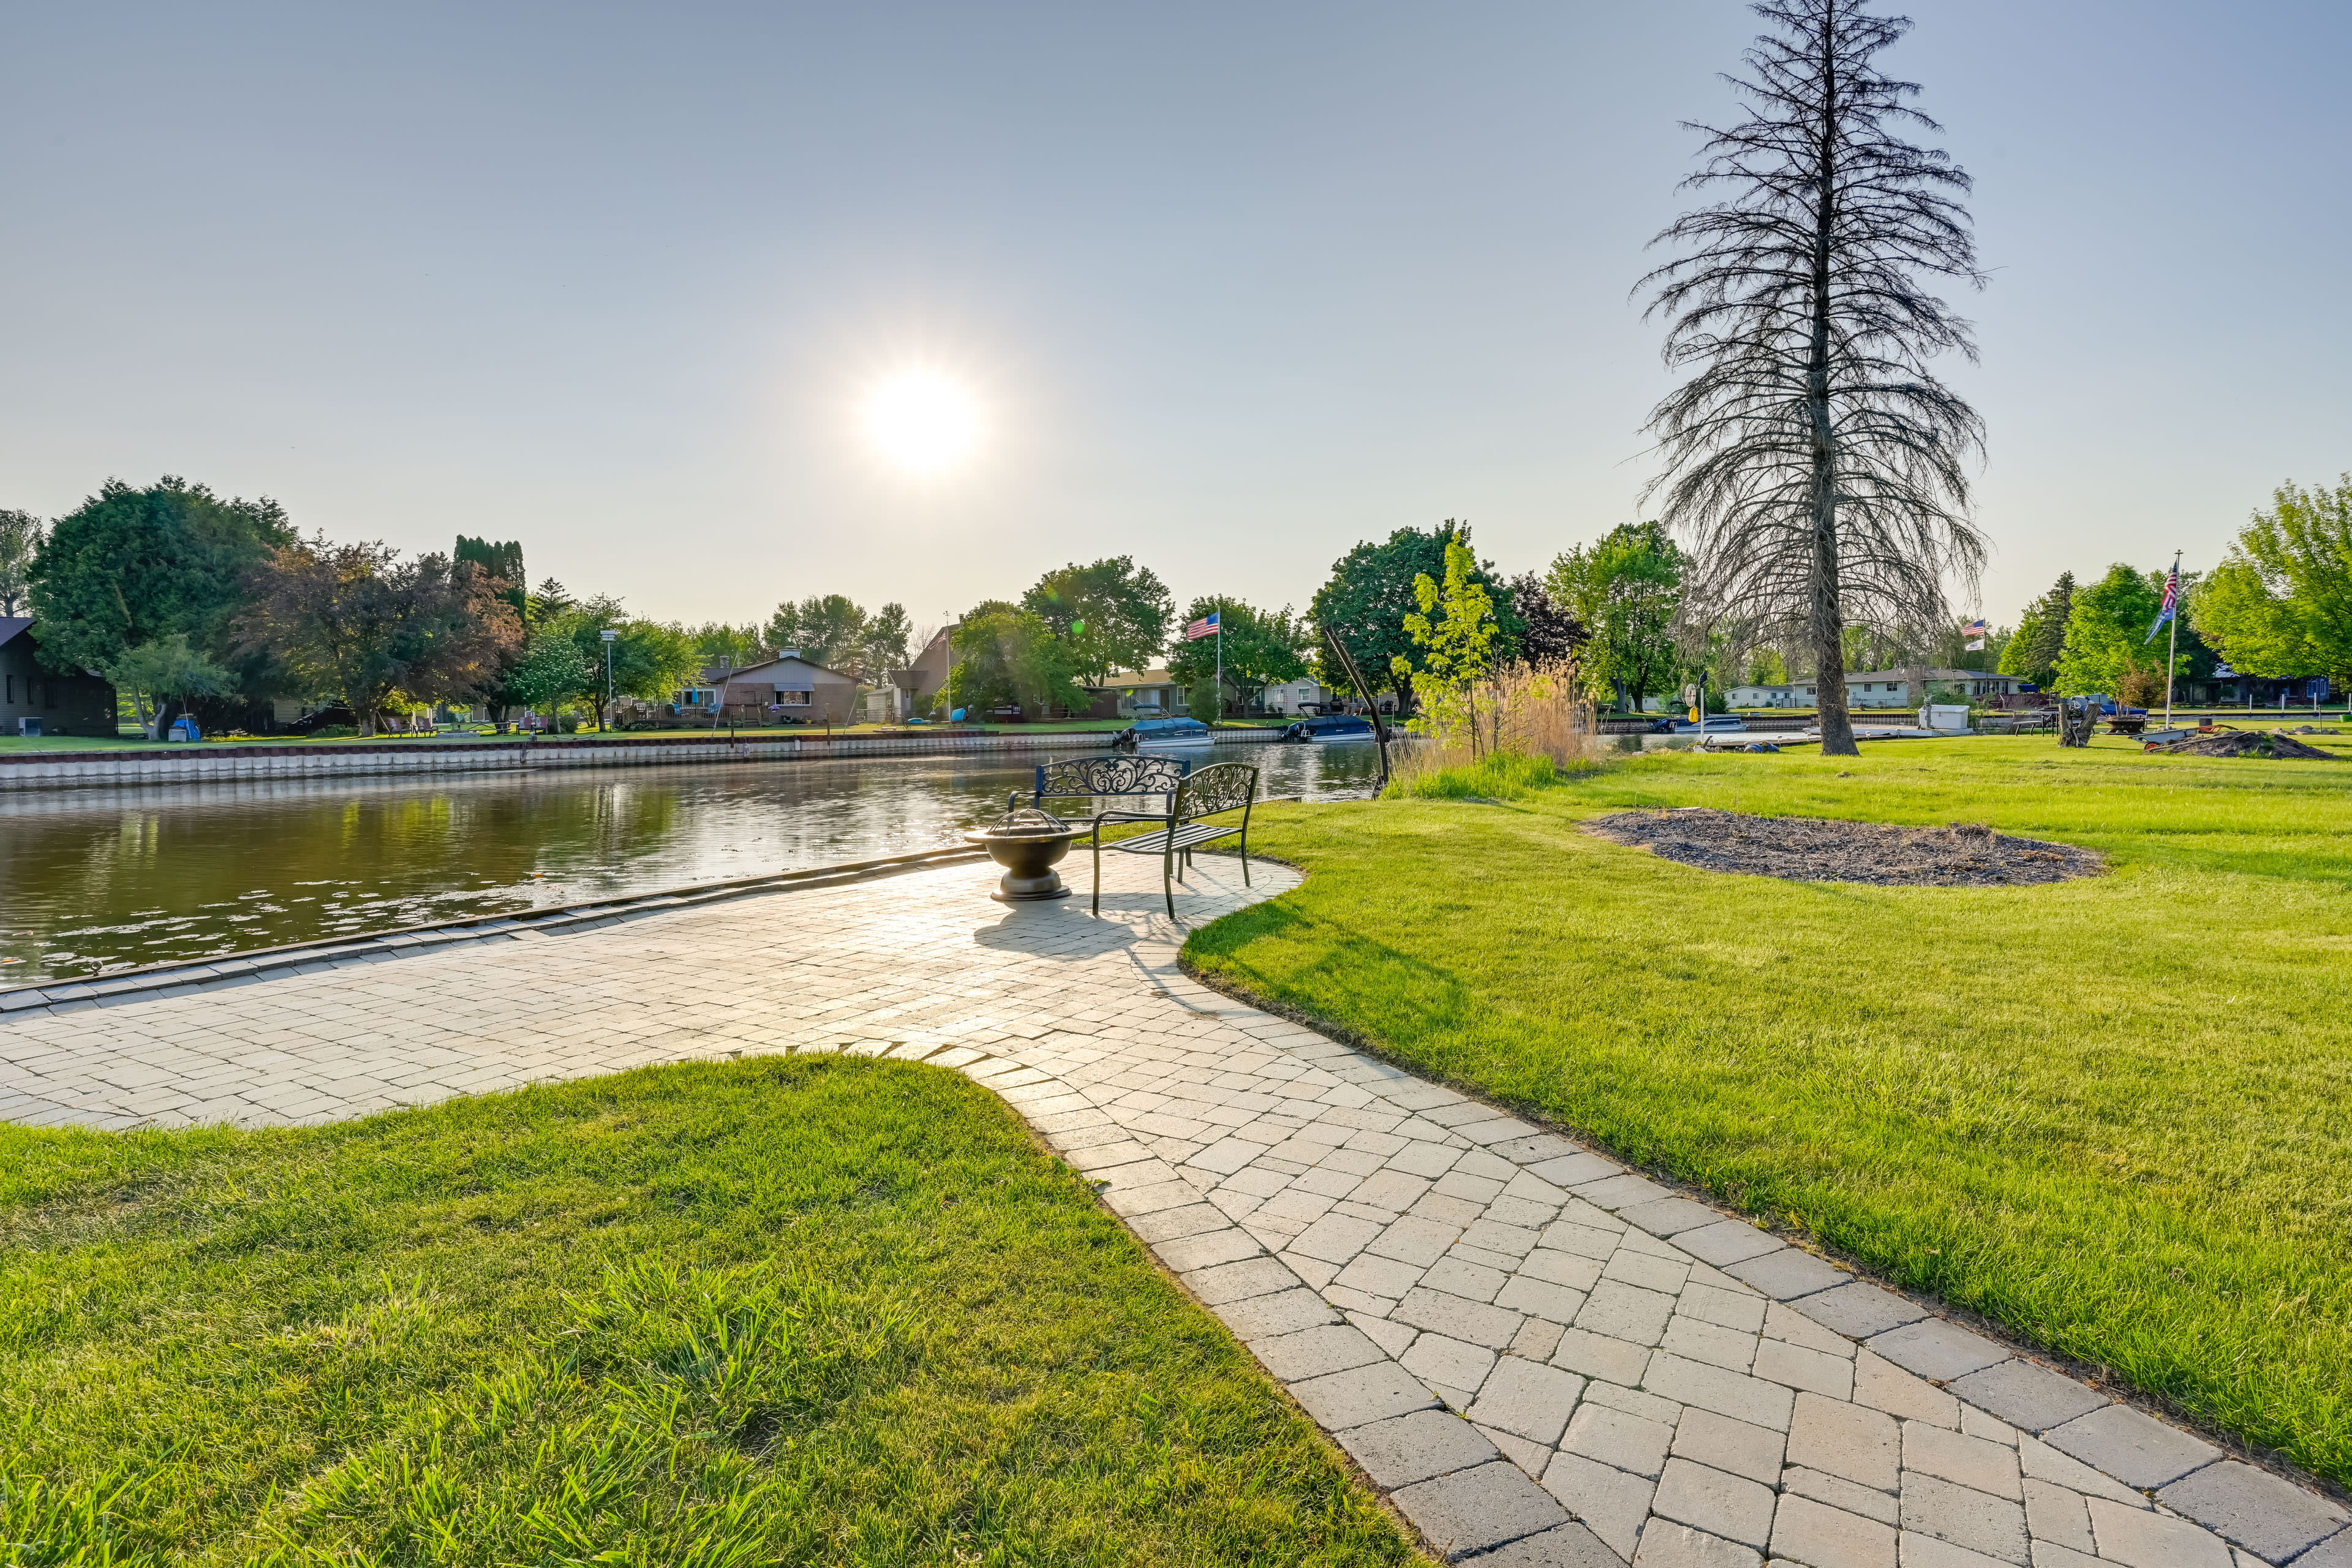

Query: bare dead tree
<box><xmin>1640</xmin><ymin>0</ymin><xmax>1986</xmax><ymax>754</ymax></box>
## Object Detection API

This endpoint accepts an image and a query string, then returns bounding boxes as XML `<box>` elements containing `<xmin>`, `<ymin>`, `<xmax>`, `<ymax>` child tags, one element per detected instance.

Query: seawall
<box><xmin>0</xmin><ymin>727</ymin><xmax>1281</xmax><ymax>793</ymax></box>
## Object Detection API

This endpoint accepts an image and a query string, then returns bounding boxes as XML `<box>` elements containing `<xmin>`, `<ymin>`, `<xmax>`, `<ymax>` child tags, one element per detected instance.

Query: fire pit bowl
<box><xmin>963</xmin><ymin>796</ymin><xmax>1084</xmax><ymax>902</ymax></box>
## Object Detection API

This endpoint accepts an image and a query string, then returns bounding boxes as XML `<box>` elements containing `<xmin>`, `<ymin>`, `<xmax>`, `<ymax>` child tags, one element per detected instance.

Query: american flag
<box><xmin>1184</xmin><ymin>610</ymin><xmax>1221</xmax><ymax>641</ymax></box>
<box><xmin>1962</xmin><ymin>617</ymin><xmax>1986</xmax><ymax>652</ymax></box>
<box><xmin>2144</xmin><ymin>566</ymin><xmax>2179</xmax><ymax>644</ymax></box>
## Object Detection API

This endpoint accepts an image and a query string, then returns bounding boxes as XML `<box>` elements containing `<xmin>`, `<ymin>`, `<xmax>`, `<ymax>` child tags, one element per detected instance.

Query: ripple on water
<box><xmin>0</xmin><ymin>741</ymin><xmax>1380</xmax><ymax>982</ymax></box>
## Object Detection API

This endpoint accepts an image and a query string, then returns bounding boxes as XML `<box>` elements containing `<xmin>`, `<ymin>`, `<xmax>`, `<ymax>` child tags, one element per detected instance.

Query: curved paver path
<box><xmin>1</xmin><ymin>853</ymin><xmax>2339</xmax><ymax>1567</ymax></box>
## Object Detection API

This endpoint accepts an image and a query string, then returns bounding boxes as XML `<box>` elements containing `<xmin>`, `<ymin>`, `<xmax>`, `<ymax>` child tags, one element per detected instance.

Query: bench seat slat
<box><xmin>1107</xmin><ymin>821</ymin><xmax>1241</xmax><ymax>856</ymax></box>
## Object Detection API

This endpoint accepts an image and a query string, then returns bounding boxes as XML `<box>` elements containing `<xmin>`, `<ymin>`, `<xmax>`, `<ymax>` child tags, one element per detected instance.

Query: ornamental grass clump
<box><xmin>1384</xmin><ymin>660</ymin><xmax>1602</xmax><ymax>799</ymax></box>
<box><xmin>1379</xmin><ymin>532</ymin><xmax>1604</xmax><ymax>800</ymax></box>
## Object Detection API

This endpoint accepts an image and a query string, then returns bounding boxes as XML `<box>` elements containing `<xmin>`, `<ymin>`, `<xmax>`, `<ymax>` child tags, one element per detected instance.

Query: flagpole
<box><xmin>2164</xmin><ymin>549</ymin><xmax>2181</xmax><ymax>731</ymax></box>
<box><xmin>1215</xmin><ymin>600</ymin><xmax>1223</xmax><ymax>723</ymax></box>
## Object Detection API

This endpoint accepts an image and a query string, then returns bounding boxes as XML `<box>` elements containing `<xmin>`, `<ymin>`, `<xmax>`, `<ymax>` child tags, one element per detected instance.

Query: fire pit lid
<box><xmin>967</xmin><ymin>793</ymin><xmax>1075</xmax><ymax>839</ymax></box>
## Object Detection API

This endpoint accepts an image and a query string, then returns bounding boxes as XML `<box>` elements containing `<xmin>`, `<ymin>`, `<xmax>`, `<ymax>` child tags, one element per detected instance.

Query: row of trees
<box><xmin>1996</xmin><ymin>475</ymin><xmax>2352</xmax><ymax>706</ymax></box>
<box><xmin>945</xmin><ymin>535</ymin><xmax>1590</xmax><ymax>723</ymax></box>
<box><xmin>12</xmin><ymin>477</ymin><xmax>725</xmax><ymax>737</ymax></box>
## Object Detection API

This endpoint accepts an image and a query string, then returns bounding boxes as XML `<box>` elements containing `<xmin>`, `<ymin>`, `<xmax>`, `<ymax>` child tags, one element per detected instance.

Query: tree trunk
<box><xmin>1807</xmin><ymin>11</ymin><xmax>1858</xmax><ymax>758</ymax></box>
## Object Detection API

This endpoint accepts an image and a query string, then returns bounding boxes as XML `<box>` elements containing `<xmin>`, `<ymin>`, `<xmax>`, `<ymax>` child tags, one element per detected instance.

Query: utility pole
<box><xmin>600</xmin><ymin>628</ymin><xmax>618</xmax><ymax>732</ymax></box>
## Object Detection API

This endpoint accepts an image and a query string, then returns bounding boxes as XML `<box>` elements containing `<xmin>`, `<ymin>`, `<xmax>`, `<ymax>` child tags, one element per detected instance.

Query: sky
<box><xmin>4</xmin><ymin>2</ymin><xmax>2347</xmax><ymax>640</ymax></box>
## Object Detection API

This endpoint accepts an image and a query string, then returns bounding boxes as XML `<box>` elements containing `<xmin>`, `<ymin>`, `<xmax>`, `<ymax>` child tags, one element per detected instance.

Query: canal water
<box><xmin>0</xmin><ymin>741</ymin><xmax>1382</xmax><ymax>982</ymax></box>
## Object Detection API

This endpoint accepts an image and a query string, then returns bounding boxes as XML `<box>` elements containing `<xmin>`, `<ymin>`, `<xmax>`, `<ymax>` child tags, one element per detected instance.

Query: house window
<box><xmin>777</xmin><ymin>689</ymin><xmax>813</xmax><ymax>707</ymax></box>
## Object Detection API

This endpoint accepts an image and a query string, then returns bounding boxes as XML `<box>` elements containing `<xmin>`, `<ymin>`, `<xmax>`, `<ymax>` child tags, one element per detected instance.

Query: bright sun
<box><xmin>862</xmin><ymin>371</ymin><xmax>980</xmax><ymax>475</ymax></box>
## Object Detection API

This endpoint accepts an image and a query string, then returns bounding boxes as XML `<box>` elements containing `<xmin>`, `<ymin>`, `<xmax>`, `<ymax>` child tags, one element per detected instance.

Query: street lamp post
<box><xmin>600</xmin><ymin>628</ymin><xmax>619</xmax><ymax>732</ymax></box>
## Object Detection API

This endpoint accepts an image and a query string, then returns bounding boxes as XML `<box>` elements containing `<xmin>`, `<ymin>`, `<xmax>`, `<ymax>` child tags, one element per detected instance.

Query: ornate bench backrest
<box><xmin>1176</xmin><ymin>762</ymin><xmax>1257</xmax><ymax>819</ymax></box>
<box><xmin>1035</xmin><ymin>753</ymin><xmax>1188</xmax><ymax>804</ymax></box>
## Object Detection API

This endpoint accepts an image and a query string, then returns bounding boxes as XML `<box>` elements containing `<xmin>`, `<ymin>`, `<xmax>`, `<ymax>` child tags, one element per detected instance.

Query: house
<box><xmin>1095</xmin><ymin>669</ymin><xmax>1189</xmax><ymax>718</ymax></box>
<box><xmin>678</xmin><ymin>652</ymin><xmax>861</xmax><ymax>723</ymax></box>
<box><xmin>1727</xmin><ymin>682</ymin><xmax>1804</xmax><ymax>709</ymax></box>
<box><xmin>2202</xmin><ymin>665</ymin><xmax>2330</xmax><ymax>708</ymax></box>
<box><xmin>881</xmin><ymin>627</ymin><xmax>955</xmax><ymax>721</ymax></box>
<box><xmin>1259</xmin><ymin>677</ymin><xmax>1330</xmax><ymax>715</ymax></box>
<box><xmin>0</xmin><ymin>618</ymin><xmax>116</xmax><ymax>737</ymax></box>
<box><xmin>1790</xmin><ymin>668</ymin><xmax>2026</xmax><ymax>707</ymax></box>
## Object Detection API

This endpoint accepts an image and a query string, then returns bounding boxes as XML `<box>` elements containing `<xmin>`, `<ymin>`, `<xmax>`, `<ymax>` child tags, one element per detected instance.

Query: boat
<box><xmin>1278</xmin><ymin>714</ymin><xmax>1377</xmax><ymax>744</ymax></box>
<box><xmin>1114</xmin><ymin>717</ymin><xmax>1216</xmax><ymax>748</ymax></box>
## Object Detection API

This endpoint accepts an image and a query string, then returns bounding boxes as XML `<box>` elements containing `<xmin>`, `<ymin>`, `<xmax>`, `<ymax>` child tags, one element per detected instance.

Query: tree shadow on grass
<box><xmin>1183</xmin><ymin>898</ymin><xmax>1483</xmax><ymax>1050</ymax></box>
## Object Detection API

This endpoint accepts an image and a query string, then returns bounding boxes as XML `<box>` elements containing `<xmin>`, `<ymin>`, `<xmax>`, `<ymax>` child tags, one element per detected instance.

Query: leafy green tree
<box><xmin>101</xmin><ymin>635</ymin><xmax>237</xmax><ymax>740</ymax></box>
<box><xmin>2000</xmin><ymin>573</ymin><xmax>2075</xmax><ymax>688</ymax></box>
<box><xmin>2055</xmin><ymin>565</ymin><xmax>2196</xmax><ymax>699</ymax></box>
<box><xmin>503</xmin><ymin>631</ymin><xmax>595</xmax><ymax>719</ymax></box>
<box><xmin>607</xmin><ymin>622</ymin><xmax>706</xmax><ymax>716</ymax></box>
<box><xmin>545</xmin><ymin>599</ymin><xmax>706</xmax><ymax>729</ymax></box>
<box><xmin>0</xmin><ymin>508</ymin><xmax>43</xmax><ymax>617</ymax></box>
<box><xmin>236</xmin><ymin>536</ymin><xmax>521</xmax><ymax>735</ymax></box>
<box><xmin>765</xmin><ymin>595</ymin><xmax>869</xmax><ymax>672</ymax></box>
<box><xmin>690</xmin><ymin>622</ymin><xmax>766</xmax><ymax>667</ymax></box>
<box><xmin>1746</xmin><ymin>647</ymin><xmax>1789</xmax><ymax>685</ymax></box>
<box><xmin>1545</xmin><ymin>523</ymin><xmax>1683</xmax><ymax>712</ymax></box>
<box><xmin>946</xmin><ymin>606</ymin><xmax>1085</xmax><ymax>717</ymax></box>
<box><xmin>1021</xmin><ymin>558</ymin><xmax>1174</xmax><ymax>683</ymax></box>
<box><xmin>862</xmin><ymin>602</ymin><xmax>915</xmax><ymax>673</ymax></box>
<box><xmin>28</xmin><ymin>477</ymin><xmax>293</xmax><ymax>679</ymax></box>
<box><xmin>1166</xmin><ymin>599</ymin><xmax>1309</xmax><ymax>718</ymax></box>
<box><xmin>1310</xmin><ymin>523</ymin><xmax>1519</xmax><ymax>712</ymax></box>
<box><xmin>2192</xmin><ymin>476</ymin><xmax>2352</xmax><ymax>685</ymax></box>
<box><xmin>1390</xmin><ymin>540</ymin><xmax>1502</xmax><ymax>752</ymax></box>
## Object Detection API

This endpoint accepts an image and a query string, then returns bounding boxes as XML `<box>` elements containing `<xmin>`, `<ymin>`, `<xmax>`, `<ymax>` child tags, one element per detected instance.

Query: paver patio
<box><xmin>1</xmin><ymin>853</ymin><xmax>2338</xmax><ymax>1566</ymax></box>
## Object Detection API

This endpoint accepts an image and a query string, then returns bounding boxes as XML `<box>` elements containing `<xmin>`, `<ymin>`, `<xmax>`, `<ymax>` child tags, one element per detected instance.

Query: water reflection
<box><xmin>0</xmin><ymin>740</ymin><xmax>1379</xmax><ymax>981</ymax></box>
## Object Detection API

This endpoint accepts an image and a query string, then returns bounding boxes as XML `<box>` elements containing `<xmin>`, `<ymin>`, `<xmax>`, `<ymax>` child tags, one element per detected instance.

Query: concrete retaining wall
<box><xmin>0</xmin><ymin>726</ymin><xmax>1281</xmax><ymax>792</ymax></box>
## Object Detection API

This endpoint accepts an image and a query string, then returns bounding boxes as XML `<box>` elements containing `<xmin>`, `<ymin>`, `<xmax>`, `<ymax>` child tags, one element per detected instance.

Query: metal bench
<box><xmin>1033</xmin><ymin>755</ymin><xmax>1258</xmax><ymax>916</ymax></box>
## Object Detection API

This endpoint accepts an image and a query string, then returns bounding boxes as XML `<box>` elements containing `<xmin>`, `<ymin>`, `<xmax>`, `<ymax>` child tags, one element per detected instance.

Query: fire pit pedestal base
<box><xmin>963</xmin><ymin>827</ymin><xmax>1080</xmax><ymax>903</ymax></box>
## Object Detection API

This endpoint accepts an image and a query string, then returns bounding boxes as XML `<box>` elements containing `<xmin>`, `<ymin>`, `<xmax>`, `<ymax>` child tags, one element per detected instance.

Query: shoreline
<box><xmin>0</xmin><ymin>725</ymin><xmax>1284</xmax><ymax>793</ymax></box>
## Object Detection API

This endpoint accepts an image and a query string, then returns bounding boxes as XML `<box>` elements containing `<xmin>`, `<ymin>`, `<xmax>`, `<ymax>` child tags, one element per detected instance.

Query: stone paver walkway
<box><xmin>1</xmin><ymin>854</ymin><xmax>2339</xmax><ymax>1567</ymax></box>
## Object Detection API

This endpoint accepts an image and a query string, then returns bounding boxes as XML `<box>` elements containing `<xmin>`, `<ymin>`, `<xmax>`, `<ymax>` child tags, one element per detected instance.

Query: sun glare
<box><xmin>862</xmin><ymin>370</ymin><xmax>980</xmax><ymax>475</ymax></box>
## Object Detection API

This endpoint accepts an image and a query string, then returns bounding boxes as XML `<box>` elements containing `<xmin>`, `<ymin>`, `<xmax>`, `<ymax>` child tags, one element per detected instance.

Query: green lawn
<box><xmin>0</xmin><ymin>731</ymin><xmax>162</xmax><ymax>752</ymax></box>
<box><xmin>1192</xmin><ymin>734</ymin><xmax>2352</xmax><ymax>1485</ymax></box>
<box><xmin>0</xmin><ymin>1058</ymin><xmax>1424</xmax><ymax>1567</ymax></box>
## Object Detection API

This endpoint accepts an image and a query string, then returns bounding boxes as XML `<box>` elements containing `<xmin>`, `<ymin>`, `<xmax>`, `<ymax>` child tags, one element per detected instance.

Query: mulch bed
<box><xmin>2149</xmin><ymin>729</ymin><xmax>2337</xmax><ymax>759</ymax></box>
<box><xmin>1585</xmin><ymin>808</ymin><xmax>2103</xmax><ymax>887</ymax></box>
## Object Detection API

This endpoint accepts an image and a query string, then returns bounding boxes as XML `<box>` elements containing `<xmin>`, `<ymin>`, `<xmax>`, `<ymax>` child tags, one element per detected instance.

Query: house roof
<box><xmin>1093</xmin><ymin>669</ymin><xmax>1178</xmax><ymax>690</ymax></box>
<box><xmin>1800</xmin><ymin>668</ymin><xmax>2013</xmax><ymax>684</ymax></box>
<box><xmin>0</xmin><ymin>617</ymin><xmax>30</xmax><ymax>650</ymax></box>
<box><xmin>715</xmin><ymin>654</ymin><xmax>857</xmax><ymax>684</ymax></box>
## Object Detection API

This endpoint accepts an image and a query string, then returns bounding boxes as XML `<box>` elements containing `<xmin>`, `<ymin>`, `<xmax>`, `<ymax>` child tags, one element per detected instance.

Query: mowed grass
<box><xmin>0</xmin><ymin>1057</ymin><xmax>1425</xmax><ymax>1567</ymax></box>
<box><xmin>1192</xmin><ymin>735</ymin><xmax>2352</xmax><ymax>1484</ymax></box>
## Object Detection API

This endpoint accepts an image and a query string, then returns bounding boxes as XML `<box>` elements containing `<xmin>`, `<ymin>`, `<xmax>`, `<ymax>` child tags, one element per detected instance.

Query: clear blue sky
<box><xmin>4</xmin><ymin>2</ymin><xmax>2345</xmax><ymax>639</ymax></box>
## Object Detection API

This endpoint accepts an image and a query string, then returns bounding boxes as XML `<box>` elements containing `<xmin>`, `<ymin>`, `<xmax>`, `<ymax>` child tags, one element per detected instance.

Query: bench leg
<box><xmin>1163</xmin><ymin>836</ymin><xmax>1177</xmax><ymax>918</ymax></box>
<box><xmin>1240</xmin><ymin>827</ymin><xmax>1251</xmax><ymax>886</ymax></box>
<box><xmin>1090</xmin><ymin>828</ymin><xmax>1102</xmax><ymax>917</ymax></box>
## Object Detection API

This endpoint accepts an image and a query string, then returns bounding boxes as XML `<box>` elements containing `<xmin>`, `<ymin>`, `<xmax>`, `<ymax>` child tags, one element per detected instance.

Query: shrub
<box><xmin>309</xmin><ymin>725</ymin><xmax>357</xmax><ymax>739</ymax></box>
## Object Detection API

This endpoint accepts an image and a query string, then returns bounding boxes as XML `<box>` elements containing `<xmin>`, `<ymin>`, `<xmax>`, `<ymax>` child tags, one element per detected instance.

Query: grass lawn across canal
<box><xmin>1193</xmin><ymin>734</ymin><xmax>2352</xmax><ymax>1488</ymax></box>
<box><xmin>0</xmin><ymin>1057</ymin><xmax>1426</xmax><ymax>1566</ymax></box>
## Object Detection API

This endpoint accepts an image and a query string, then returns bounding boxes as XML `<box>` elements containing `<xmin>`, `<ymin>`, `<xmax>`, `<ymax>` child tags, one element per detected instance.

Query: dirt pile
<box><xmin>1585</xmin><ymin>808</ymin><xmax>2102</xmax><ymax>886</ymax></box>
<box><xmin>2150</xmin><ymin>729</ymin><xmax>2335</xmax><ymax>760</ymax></box>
